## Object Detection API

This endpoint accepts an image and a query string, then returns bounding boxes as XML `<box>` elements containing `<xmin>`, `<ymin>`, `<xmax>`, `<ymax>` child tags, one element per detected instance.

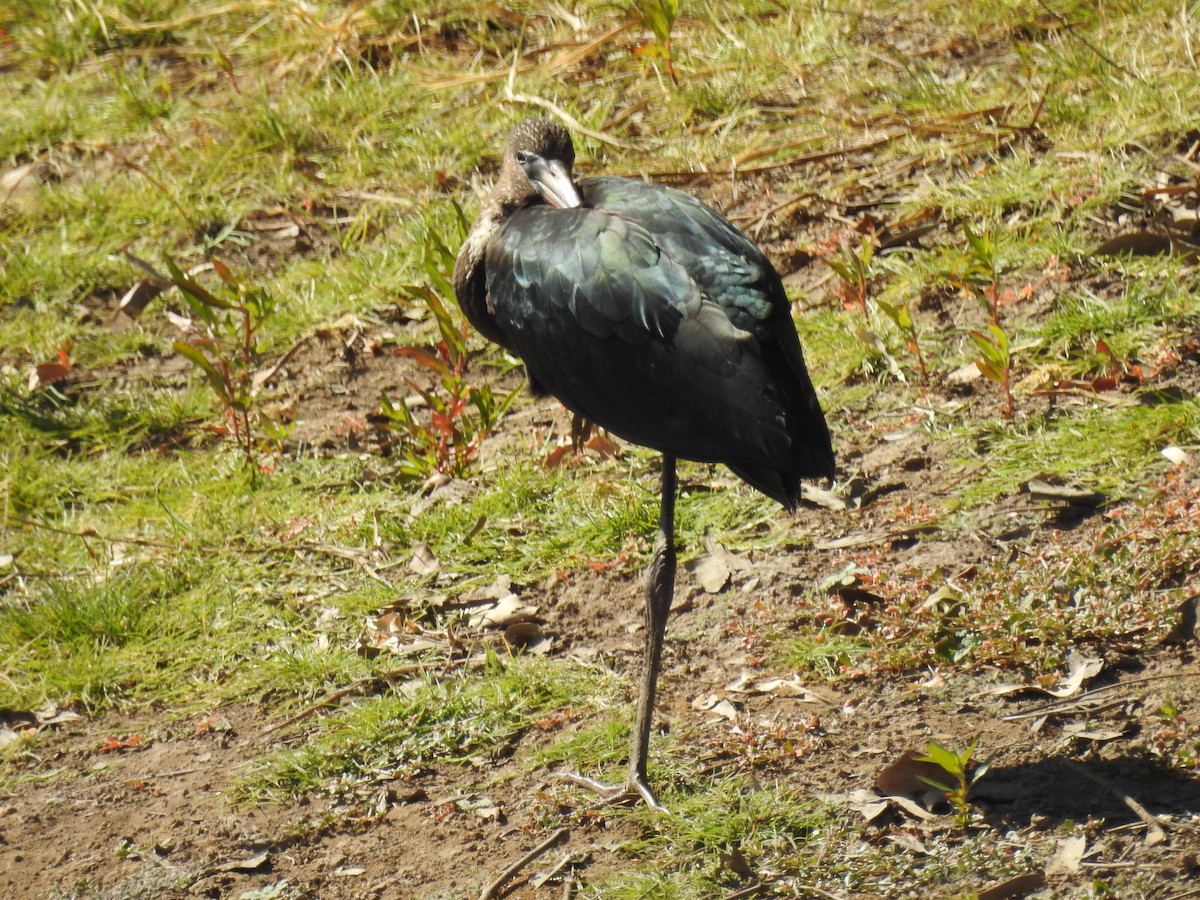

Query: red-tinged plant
<box><xmin>821</xmin><ymin>230</ymin><xmax>876</xmax><ymax>317</ymax></box>
<box><xmin>166</xmin><ymin>256</ymin><xmax>292</xmax><ymax>477</ymax></box>
<box><xmin>379</xmin><ymin>286</ymin><xmax>517</xmax><ymax>481</ymax></box>
<box><xmin>632</xmin><ymin>0</ymin><xmax>682</xmax><ymax>83</ymax></box>
<box><xmin>377</xmin><ymin>209</ymin><xmax>516</xmax><ymax>480</ymax></box>
<box><xmin>877</xmin><ymin>299</ymin><xmax>929</xmax><ymax>384</ymax></box>
<box><xmin>956</xmin><ymin>227</ymin><xmax>1016</xmax><ymax>418</ymax></box>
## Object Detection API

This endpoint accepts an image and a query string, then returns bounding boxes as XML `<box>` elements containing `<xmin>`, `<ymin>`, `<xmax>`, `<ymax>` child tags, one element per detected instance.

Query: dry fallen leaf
<box><xmin>686</xmin><ymin>553</ymin><xmax>730</xmax><ymax>593</ymax></box>
<box><xmin>724</xmin><ymin>673</ymin><xmax>823</xmax><ymax>702</ymax></box>
<box><xmin>216</xmin><ymin>851</ymin><xmax>270</xmax><ymax>873</ymax></box>
<box><xmin>690</xmin><ymin>693</ymin><xmax>740</xmax><ymax>720</ymax></box>
<box><xmin>1162</xmin><ymin>445</ymin><xmax>1190</xmax><ymax>465</ymax></box>
<box><xmin>947</xmin><ymin>360</ymin><xmax>983</xmax><ymax>384</ymax></box>
<box><xmin>469</xmin><ymin>591</ymin><xmax>538</xmax><ymax>628</ymax></box>
<box><xmin>875</xmin><ymin>749</ymin><xmax>950</xmax><ymax>798</ymax></box>
<box><xmin>1060</xmin><ymin>721</ymin><xmax>1125</xmax><ymax>742</ymax></box>
<box><xmin>1</xmin><ymin>162</ymin><xmax>40</xmax><ymax>204</ymax></box>
<box><xmin>887</xmin><ymin>831</ymin><xmax>930</xmax><ymax>855</ymax></box>
<box><xmin>1023</xmin><ymin>478</ymin><xmax>1104</xmax><ymax>507</ymax></box>
<box><xmin>1045</xmin><ymin>833</ymin><xmax>1086</xmax><ymax>875</ymax></box>
<box><xmin>408</xmin><ymin>542</ymin><xmax>439</xmax><ymax>576</ymax></box>
<box><xmin>989</xmin><ymin>650</ymin><xmax>1102</xmax><ymax>699</ymax></box>
<box><xmin>817</xmin><ymin>788</ymin><xmax>936</xmax><ymax>823</ymax></box>
<box><xmin>36</xmin><ymin>704</ymin><xmax>83</xmax><ymax>726</ymax></box>
<box><xmin>584</xmin><ymin>432</ymin><xmax>621</xmax><ymax>456</ymax></box>
<box><xmin>1048</xmin><ymin>652</ymin><xmax>1104</xmax><ymax>698</ymax></box>
<box><xmin>543</xmin><ymin>443</ymin><xmax>573</xmax><ymax>469</ymax></box>
<box><xmin>358</xmin><ymin>609</ymin><xmax>441</xmax><ymax>657</ymax></box>
<box><xmin>976</xmin><ymin>872</ymin><xmax>1047</xmax><ymax>900</ymax></box>
<box><xmin>817</xmin><ymin>788</ymin><xmax>890</xmax><ymax>823</ymax></box>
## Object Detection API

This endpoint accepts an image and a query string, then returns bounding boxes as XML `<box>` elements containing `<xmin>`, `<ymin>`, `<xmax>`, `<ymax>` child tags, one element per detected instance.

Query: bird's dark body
<box><xmin>480</xmin><ymin>175</ymin><xmax>833</xmax><ymax>507</ymax></box>
<box><xmin>454</xmin><ymin>118</ymin><xmax>833</xmax><ymax>807</ymax></box>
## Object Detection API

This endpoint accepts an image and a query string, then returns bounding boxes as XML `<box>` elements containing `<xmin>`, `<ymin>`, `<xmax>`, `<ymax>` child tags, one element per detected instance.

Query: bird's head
<box><xmin>502</xmin><ymin>118</ymin><xmax>584</xmax><ymax>210</ymax></box>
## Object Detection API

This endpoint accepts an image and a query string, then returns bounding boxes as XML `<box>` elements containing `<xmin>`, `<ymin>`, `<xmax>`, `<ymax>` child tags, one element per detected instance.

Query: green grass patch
<box><xmin>5</xmin><ymin>2</ymin><xmax>1200</xmax><ymax>895</ymax></box>
<box><xmin>529</xmin><ymin>718</ymin><xmax>631</xmax><ymax>774</ymax></box>
<box><xmin>775</xmin><ymin>629</ymin><xmax>874</xmax><ymax>681</ymax></box>
<box><xmin>958</xmin><ymin>397</ymin><xmax>1198</xmax><ymax>507</ymax></box>
<box><xmin>238</xmin><ymin>653</ymin><xmax>619</xmax><ymax>802</ymax></box>
<box><xmin>595</xmin><ymin>779</ymin><xmax>832</xmax><ymax>898</ymax></box>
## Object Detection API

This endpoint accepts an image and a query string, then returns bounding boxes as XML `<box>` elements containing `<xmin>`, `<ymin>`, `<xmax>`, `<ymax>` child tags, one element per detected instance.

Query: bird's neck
<box><xmin>452</xmin><ymin>201</ymin><xmax>510</xmax><ymax>348</ymax></box>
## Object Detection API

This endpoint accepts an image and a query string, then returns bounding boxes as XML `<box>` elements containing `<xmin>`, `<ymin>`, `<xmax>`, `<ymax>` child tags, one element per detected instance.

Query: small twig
<box><xmin>4</xmin><ymin>518</ymin><xmax>398</xmax><ymax>586</ymax></box>
<box><xmin>6</xmin><ymin>515</ymin><xmax>177</xmax><ymax>549</ymax></box>
<box><xmin>721</xmin><ymin>885</ymin><xmax>766</xmax><ymax>900</ymax></box>
<box><xmin>264</xmin><ymin>665</ymin><xmax>431</xmax><ymax>734</ymax></box>
<box><xmin>250</xmin><ymin>334</ymin><xmax>311</xmax><ymax>395</ymax></box>
<box><xmin>1003</xmin><ymin>698</ymin><xmax>1128</xmax><ymax>722</ymax></box>
<box><xmin>1031</xmin><ymin>0</ymin><xmax>1138</xmax><ymax>78</ymax></box>
<box><xmin>733</xmin><ymin>133</ymin><xmax>900</xmax><ymax>175</ymax></box>
<box><xmin>1067</xmin><ymin>762</ymin><xmax>1168</xmax><ymax>843</ymax></box>
<box><xmin>501</xmin><ymin>89</ymin><xmax>636</xmax><ymax>150</ymax></box>
<box><xmin>479</xmin><ymin>828</ymin><xmax>569</xmax><ymax>900</ymax></box>
<box><xmin>1003</xmin><ymin>669</ymin><xmax>1199</xmax><ymax>720</ymax></box>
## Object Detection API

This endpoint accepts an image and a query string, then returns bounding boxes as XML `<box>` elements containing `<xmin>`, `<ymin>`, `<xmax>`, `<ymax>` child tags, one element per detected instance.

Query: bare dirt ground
<box><xmin>2</xmin><ymin>634</ymin><xmax>1198</xmax><ymax>898</ymax></box>
<box><xmin>5</xmin><ymin>122</ymin><xmax>1200</xmax><ymax>899</ymax></box>
<box><xmin>3</xmin><ymin>306</ymin><xmax>1199</xmax><ymax>897</ymax></box>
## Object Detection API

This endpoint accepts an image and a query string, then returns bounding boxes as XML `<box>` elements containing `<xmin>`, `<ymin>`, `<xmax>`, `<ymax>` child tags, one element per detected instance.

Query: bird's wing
<box><xmin>581</xmin><ymin>177</ymin><xmax>779</xmax><ymax>334</ymax></box>
<box><xmin>485</xmin><ymin>206</ymin><xmax>794</xmax><ymax>469</ymax></box>
<box><xmin>581</xmin><ymin>177</ymin><xmax>836</xmax><ymax>485</ymax></box>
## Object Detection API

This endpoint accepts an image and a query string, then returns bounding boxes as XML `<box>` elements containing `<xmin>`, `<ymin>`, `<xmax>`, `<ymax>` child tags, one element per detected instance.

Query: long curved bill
<box><xmin>528</xmin><ymin>158</ymin><xmax>584</xmax><ymax>209</ymax></box>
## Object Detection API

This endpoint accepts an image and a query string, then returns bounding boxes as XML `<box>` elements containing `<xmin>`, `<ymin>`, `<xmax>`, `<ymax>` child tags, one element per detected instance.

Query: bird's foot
<box><xmin>553</xmin><ymin>771</ymin><xmax>666</xmax><ymax>811</ymax></box>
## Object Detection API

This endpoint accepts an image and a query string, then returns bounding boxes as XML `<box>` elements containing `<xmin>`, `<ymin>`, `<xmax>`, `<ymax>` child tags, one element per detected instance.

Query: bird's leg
<box><xmin>624</xmin><ymin>454</ymin><xmax>676</xmax><ymax>809</ymax></box>
<box><xmin>555</xmin><ymin>456</ymin><xmax>677</xmax><ymax>811</ymax></box>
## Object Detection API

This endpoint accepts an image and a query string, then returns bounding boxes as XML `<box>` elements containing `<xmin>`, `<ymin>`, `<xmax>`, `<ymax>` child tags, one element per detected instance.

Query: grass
<box><xmin>238</xmin><ymin>653</ymin><xmax>621</xmax><ymax>802</ymax></box>
<box><xmin>957</xmin><ymin>398</ymin><xmax>1198</xmax><ymax>506</ymax></box>
<box><xmin>598</xmin><ymin>779</ymin><xmax>831</xmax><ymax>897</ymax></box>
<box><xmin>3</xmin><ymin>0</ymin><xmax>1200</xmax><ymax>896</ymax></box>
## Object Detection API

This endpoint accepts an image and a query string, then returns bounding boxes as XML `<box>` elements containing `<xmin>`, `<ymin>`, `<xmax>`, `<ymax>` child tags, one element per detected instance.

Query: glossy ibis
<box><xmin>453</xmin><ymin>118</ymin><xmax>834</xmax><ymax>808</ymax></box>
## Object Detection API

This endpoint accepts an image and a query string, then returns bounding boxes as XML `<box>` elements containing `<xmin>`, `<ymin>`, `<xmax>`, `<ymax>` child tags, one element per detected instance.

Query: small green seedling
<box><xmin>877</xmin><ymin>299</ymin><xmax>929</xmax><ymax>384</ymax></box>
<box><xmin>957</xmin><ymin>227</ymin><xmax>1016</xmax><ymax>417</ymax></box>
<box><xmin>917</xmin><ymin>737</ymin><xmax>992</xmax><ymax>827</ymax></box>
<box><xmin>631</xmin><ymin>0</ymin><xmax>683</xmax><ymax>82</ymax></box>
<box><xmin>824</xmin><ymin>230</ymin><xmax>876</xmax><ymax>318</ymax></box>
<box><xmin>167</xmin><ymin>256</ymin><xmax>292</xmax><ymax>477</ymax></box>
<box><xmin>970</xmin><ymin>323</ymin><xmax>1014</xmax><ymax>419</ymax></box>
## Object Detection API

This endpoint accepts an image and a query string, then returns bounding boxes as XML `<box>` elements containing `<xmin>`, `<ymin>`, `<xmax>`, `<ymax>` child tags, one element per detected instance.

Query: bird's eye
<box><xmin>515</xmin><ymin>150</ymin><xmax>534</xmax><ymax>165</ymax></box>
